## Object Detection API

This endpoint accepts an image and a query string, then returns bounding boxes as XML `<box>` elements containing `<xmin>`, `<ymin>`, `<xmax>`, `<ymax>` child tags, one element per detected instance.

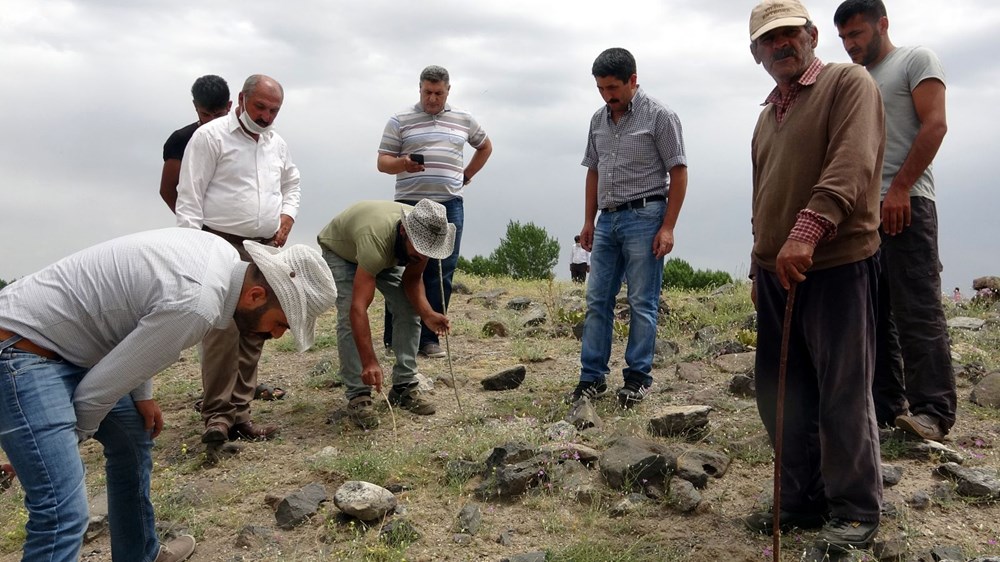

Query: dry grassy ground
<box><xmin>1</xmin><ymin>275</ymin><xmax>999</xmax><ymax>562</ymax></box>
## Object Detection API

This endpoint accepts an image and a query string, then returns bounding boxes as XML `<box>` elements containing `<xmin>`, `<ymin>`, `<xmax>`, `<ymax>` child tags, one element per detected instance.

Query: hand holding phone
<box><xmin>409</xmin><ymin>154</ymin><xmax>424</xmax><ymax>165</ymax></box>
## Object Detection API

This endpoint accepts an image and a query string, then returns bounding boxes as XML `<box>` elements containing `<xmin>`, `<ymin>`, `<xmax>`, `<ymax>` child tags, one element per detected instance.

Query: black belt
<box><xmin>601</xmin><ymin>194</ymin><xmax>665</xmax><ymax>213</ymax></box>
<box><xmin>202</xmin><ymin>226</ymin><xmax>271</xmax><ymax>246</ymax></box>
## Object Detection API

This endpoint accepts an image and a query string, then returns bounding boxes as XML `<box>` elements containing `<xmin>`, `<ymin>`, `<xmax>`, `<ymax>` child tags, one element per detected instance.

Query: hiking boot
<box><xmin>894</xmin><ymin>413</ymin><xmax>945</xmax><ymax>441</ymax></box>
<box><xmin>617</xmin><ymin>380</ymin><xmax>651</xmax><ymax>409</ymax></box>
<box><xmin>154</xmin><ymin>534</ymin><xmax>196</xmax><ymax>562</ymax></box>
<box><xmin>200</xmin><ymin>422</ymin><xmax>229</xmax><ymax>444</ymax></box>
<box><xmin>229</xmin><ymin>420</ymin><xmax>280</xmax><ymax>441</ymax></box>
<box><xmin>744</xmin><ymin>510</ymin><xmax>826</xmax><ymax>535</ymax></box>
<box><xmin>419</xmin><ymin>342</ymin><xmax>446</xmax><ymax>358</ymax></box>
<box><xmin>563</xmin><ymin>380</ymin><xmax>609</xmax><ymax>404</ymax></box>
<box><xmin>815</xmin><ymin>518</ymin><xmax>879</xmax><ymax>552</ymax></box>
<box><xmin>388</xmin><ymin>383</ymin><xmax>436</xmax><ymax>415</ymax></box>
<box><xmin>348</xmin><ymin>394</ymin><xmax>380</xmax><ymax>429</ymax></box>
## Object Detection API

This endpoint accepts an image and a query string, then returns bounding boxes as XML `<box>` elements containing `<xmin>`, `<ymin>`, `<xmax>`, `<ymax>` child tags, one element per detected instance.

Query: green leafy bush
<box><xmin>663</xmin><ymin>258</ymin><xmax>732</xmax><ymax>290</ymax></box>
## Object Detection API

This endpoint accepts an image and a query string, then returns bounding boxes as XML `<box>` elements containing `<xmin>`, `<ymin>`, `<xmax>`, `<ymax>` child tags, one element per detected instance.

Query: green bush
<box><xmin>457</xmin><ymin>221</ymin><xmax>560</xmax><ymax>280</ymax></box>
<box><xmin>456</xmin><ymin>255</ymin><xmax>503</xmax><ymax>278</ymax></box>
<box><xmin>663</xmin><ymin>258</ymin><xmax>732</xmax><ymax>290</ymax></box>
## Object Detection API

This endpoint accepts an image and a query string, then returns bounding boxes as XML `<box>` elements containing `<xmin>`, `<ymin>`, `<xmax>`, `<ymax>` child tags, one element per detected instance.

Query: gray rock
<box><xmin>572</xmin><ymin>321</ymin><xmax>585</xmax><ymax>341</ymax></box>
<box><xmin>948</xmin><ymin>316</ymin><xmax>986</xmax><ymax>330</ymax></box>
<box><xmin>667</xmin><ymin>478</ymin><xmax>701</xmax><ymax>513</ymax></box>
<box><xmin>728</xmin><ymin>374</ymin><xmax>755</xmax><ymax>398</ymax></box>
<box><xmin>935</xmin><ymin>462</ymin><xmax>1000</xmax><ymax>499</ymax></box>
<box><xmin>544</xmin><ymin>420</ymin><xmax>577</xmax><ymax>441</ymax></box>
<box><xmin>971</xmin><ymin>372</ymin><xmax>1000</xmax><ymax>408</ymax></box>
<box><xmin>276</xmin><ymin>482</ymin><xmax>328</xmax><ymax>529</ymax></box>
<box><xmin>498</xmin><ymin>529</ymin><xmax>515</xmax><ymax>546</ymax></box>
<box><xmin>974</xmin><ymin>276</ymin><xmax>1000</xmax><ymax>292</ymax></box>
<box><xmin>476</xmin><ymin>456</ymin><xmax>549</xmax><ymax>499</ymax></box>
<box><xmin>871</xmin><ymin>539</ymin><xmax>906</xmax><ymax>561</ymax></box>
<box><xmin>599</xmin><ymin>435</ymin><xmax>675</xmax><ymax>491</ymax></box>
<box><xmin>694</xmin><ymin>326</ymin><xmax>718</xmax><ymax>342</ymax></box>
<box><xmin>455</xmin><ymin>503</ymin><xmax>482</xmax><ymax>535</ymax></box>
<box><xmin>707</xmin><ymin>340</ymin><xmax>750</xmax><ymax>357</ymax></box>
<box><xmin>506</xmin><ymin>297</ymin><xmax>532</xmax><ymax>310</ymax></box>
<box><xmin>538</xmin><ymin>442</ymin><xmax>600</xmax><ymax>465</ymax></box>
<box><xmin>501</xmin><ymin>552</ymin><xmax>546</xmax><ymax>562</ymax></box>
<box><xmin>452</xmin><ymin>533</ymin><xmax>472</xmax><ymax>545</ymax></box>
<box><xmin>714</xmin><ymin>352</ymin><xmax>756</xmax><ymax>374</ymax></box>
<box><xmin>675</xmin><ymin>362</ymin><xmax>710</xmax><ymax>383</ymax></box>
<box><xmin>609</xmin><ymin>492</ymin><xmax>649</xmax><ymax>517</ymax></box>
<box><xmin>306</xmin><ymin>446</ymin><xmax>340</xmax><ymax>465</ymax></box>
<box><xmin>551</xmin><ymin>459</ymin><xmax>599</xmax><ymax>504</ymax></box>
<box><xmin>881</xmin><ymin>463</ymin><xmax>903</xmax><ymax>487</ymax></box>
<box><xmin>379</xmin><ymin>518</ymin><xmax>421</xmax><ymax>546</ymax></box>
<box><xmin>653</xmin><ymin>340</ymin><xmax>680</xmax><ymax>368</ymax></box>
<box><xmin>482</xmin><ymin>320</ymin><xmax>508</xmax><ymax>337</ymax></box>
<box><xmin>485</xmin><ymin>442</ymin><xmax>538</xmax><ymax>471</ymax></box>
<box><xmin>234</xmin><ymin>525</ymin><xmax>275</xmax><ymax>549</ymax></box>
<box><xmin>437</xmin><ymin>373</ymin><xmax>469</xmax><ymax>388</ymax></box>
<box><xmin>912</xmin><ymin>440</ymin><xmax>965</xmax><ymax>463</ymax></box>
<box><xmin>647</xmin><ymin>405</ymin><xmax>712</xmax><ymax>437</ymax></box>
<box><xmin>333</xmin><ymin>481</ymin><xmax>396</xmax><ymax>522</ymax></box>
<box><xmin>565</xmin><ymin>397</ymin><xmax>603</xmax><ymax>430</ymax></box>
<box><xmin>930</xmin><ymin>481</ymin><xmax>957</xmax><ymax>502</ymax></box>
<box><xmin>445</xmin><ymin>459</ymin><xmax>483</xmax><ymax>483</ymax></box>
<box><xmin>929</xmin><ymin>545</ymin><xmax>966</xmax><ymax>561</ymax></box>
<box><xmin>969</xmin><ymin>558</ymin><xmax>1000</xmax><ymax>562</ymax></box>
<box><xmin>908</xmin><ymin>490</ymin><xmax>931</xmax><ymax>509</ymax></box>
<box><xmin>451</xmin><ymin>281</ymin><xmax>472</xmax><ymax>295</ymax></box>
<box><xmin>468</xmin><ymin>289</ymin><xmax>508</xmax><ymax>304</ymax></box>
<box><xmin>481</xmin><ymin>365</ymin><xmax>526</xmax><ymax>391</ymax></box>
<box><xmin>519</xmin><ymin>307</ymin><xmax>547</xmax><ymax>327</ymax></box>
<box><xmin>674</xmin><ymin>447</ymin><xmax>731</xmax><ymax>488</ymax></box>
<box><xmin>414</xmin><ymin>372</ymin><xmax>434</xmax><ymax>392</ymax></box>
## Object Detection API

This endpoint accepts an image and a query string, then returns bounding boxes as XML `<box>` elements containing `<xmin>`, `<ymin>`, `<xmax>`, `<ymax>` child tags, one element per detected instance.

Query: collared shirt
<box><xmin>176</xmin><ymin>112</ymin><xmax>301</xmax><ymax>239</ymax></box>
<box><xmin>582</xmin><ymin>87</ymin><xmax>687</xmax><ymax>210</ymax></box>
<box><xmin>570</xmin><ymin>243</ymin><xmax>590</xmax><ymax>265</ymax></box>
<box><xmin>379</xmin><ymin>102</ymin><xmax>488</xmax><ymax>202</ymax></box>
<box><xmin>763</xmin><ymin>57</ymin><xmax>825</xmax><ymax>124</ymax></box>
<box><xmin>0</xmin><ymin>228</ymin><xmax>247</xmax><ymax>440</ymax></box>
<box><xmin>317</xmin><ymin>201</ymin><xmax>413</xmax><ymax>276</ymax></box>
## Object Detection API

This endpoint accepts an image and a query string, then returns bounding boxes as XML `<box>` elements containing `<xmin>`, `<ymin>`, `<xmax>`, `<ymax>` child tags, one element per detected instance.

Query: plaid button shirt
<box><xmin>763</xmin><ymin>57</ymin><xmax>825</xmax><ymax>124</ymax></box>
<box><xmin>582</xmin><ymin>87</ymin><xmax>687</xmax><ymax>209</ymax></box>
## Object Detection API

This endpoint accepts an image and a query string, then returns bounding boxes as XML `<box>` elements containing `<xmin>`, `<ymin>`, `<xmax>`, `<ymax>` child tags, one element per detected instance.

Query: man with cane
<box><xmin>743</xmin><ymin>0</ymin><xmax>885</xmax><ymax>553</ymax></box>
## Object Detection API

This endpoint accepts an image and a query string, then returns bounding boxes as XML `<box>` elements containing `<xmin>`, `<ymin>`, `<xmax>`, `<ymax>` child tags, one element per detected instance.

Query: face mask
<box><xmin>239</xmin><ymin>105</ymin><xmax>272</xmax><ymax>135</ymax></box>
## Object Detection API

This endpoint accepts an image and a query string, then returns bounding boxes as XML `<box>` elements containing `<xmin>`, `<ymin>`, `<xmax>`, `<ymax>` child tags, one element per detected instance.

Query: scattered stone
<box><xmin>276</xmin><ymin>482</ymin><xmax>327</xmax><ymax>529</ymax></box>
<box><xmin>506</xmin><ymin>297</ymin><xmax>532</xmax><ymax>310</ymax></box>
<box><xmin>870</xmin><ymin>539</ymin><xmax>907</xmax><ymax>561</ymax></box>
<box><xmin>928</xmin><ymin>545</ymin><xmax>966</xmax><ymax>561</ymax></box>
<box><xmin>971</xmin><ymin>372</ymin><xmax>1000</xmax><ymax>408</ymax></box>
<box><xmin>935</xmin><ymin>462</ymin><xmax>1000</xmax><ymax>499</ymax></box>
<box><xmin>482</xmin><ymin>320</ymin><xmax>508</xmax><ymax>337</ymax></box>
<box><xmin>500</xmin><ymin>552</ymin><xmax>546</xmax><ymax>562</ymax></box>
<box><xmin>955</xmin><ymin>362</ymin><xmax>988</xmax><ymax>384</ymax></box>
<box><xmin>948</xmin><ymin>316</ymin><xmax>986</xmax><ymax>330</ymax></box>
<box><xmin>674</xmin><ymin>447</ymin><xmax>731</xmax><ymax>488</ymax></box>
<box><xmin>714</xmin><ymin>352</ymin><xmax>756</xmax><ymax>374</ymax></box>
<box><xmin>647</xmin><ymin>405</ymin><xmax>712</xmax><ymax>437</ymax></box>
<box><xmin>694</xmin><ymin>326</ymin><xmax>718</xmax><ymax>342</ymax></box>
<box><xmin>452</xmin><ymin>533</ymin><xmax>472</xmax><ymax>545</ymax></box>
<box><xmin>929</xmin><ymin>481</ymin><xmax>957</xmax><ymax>503</ymax></box>
<box><xmin>882</xmin><ymin>464</ymin><xmax>903</xmax><ymax>487</ymax></box>
<box><xmin>728</xmin><ymin>374</ymin><xmax>755</xmax><ymax>398</ymax></box>
<box><xmin>538</xmin><ymin>442</ymin><xmax>600</xmax><ymax>465</ymax></box>
<box><xmin>468</xmin><ymin>289</ymin><xmax>507</xmax><ymax>306</ymax></box>
<box><xmin>675</xmin><ymin>362</ymin><xmax>710</xmax><ymax>383</ymax></box>
<box><xmin>414</xmin><ymin>372</ymin><xmax>434</xmax><ymax>392</ymax></box>
<box><xmin>333</xmin><ymin>481</ymin><xmax>396</xmax><ymax>522</ymax></box>
<box><xmin>436</xmin><ymin>373</ymin><xmax>469</xmax><ymax>388</ymax></box>
<box><xmin>880</xmin><ymin>499</ymin><xmax>899</xmax><ymax>518</ymax></box>
<box><xmin>653</xmin><ymin>340</ymin><xmax>680</xmax><ymax>368</ymax></box>
<box><xmin>498</xmin><ymin>529</ymin><xmax>515</xmax><ymax>546</ymax></box>
<box><xmin>481</xmin><ymin>365</ymin><xmax>526</xmax><ymax>390</ymax></box>
<box><xmin>572</xmin><ymin>321</ymin><xmax>585</xmax><ymax>340</ymax></box>
<box><xmin>609</xmin><ymin>492</ymin><xmax>649</xmax><ymax>517</ymax></box>
<box><xmin>667</xmin><ymin>478</ymin><xmax>701</xmax><ymax>513</ymax></box>
<box><xmin>912</xmin><ymin>440</ymin><xmax>965</xmax><ymax>464</ymax></box>
<box><xmin>908</xmin><ymin>490</ymin><xmax>931</xmax><ymax>510</ymax></box>
<box><xmin>519</xmin><ymin>307</ymin><xmax>547</xmax><ymax>327</ymax></box>
<box><xmin>383</xmin><ymin>482</ymin><xmax>412</xmax><ymax>494</ymax></box>
<box><xmin>707</xmin><ymin>340</ymin><xmax>749</xmax><ymax>357</ymax></box>
<box><xmin>599</xmin><ymin>436</ymin><xmax>676</xmax><ymax>491</ymax></box>
<box><xmin>969</xmin><ymin>558</ymin><xmax>1000</xmax><ymax>562</ymax></box>
<box><xmin>451</xmin><ymin>281</ymin><xmax>471</xmax><ymax>295</ymax></box>
<box><xmin>380</xmin><ymin>518</ymin><xmax>421</xmax><ymax>546</ymax></box>
<box><xmin>306</xmin><ymin>446</ymin><xmax>340</xmax><ymax>465</ymax></box>
<box><xmin>551</xmin><ymin>460</ymin><xmax>599</xmax><ymax>504</ymax></box>
<box><xmin>263</xmin><ymin>492</ymin><xmax>282</xmax><ymax>510</ymax></box>
<box><xmin>476</xmin><ymin>456</ymin><xmax>549</xmax><ymax>499</ymax></box>
<box><xmin>544</xmin><ymin>420</ymin><xmax>577</xmax><ymax>441</ymax></box>
<box><xmin>565</xmin><ymin>397</ymin><xmax>603</xmax><ymax>430</ymax></box>
<box><xmin>234</xmin><ymin>525</ymin><xmax>276</xmax><ymax>549</ymax></box>
<box><xmin>485</xmin><ymin>442</ymin><xmax>538</xmax><ymax>471</ymax></box>
<box><xmin>454</xmin><ymin>502</ymin><xmax>482</xmax><ymax>535</ymax></box>
<box><xmin>974</xmin><ymin>276</ymin><xmax>1000</xmax><ymax>292</ymax></box>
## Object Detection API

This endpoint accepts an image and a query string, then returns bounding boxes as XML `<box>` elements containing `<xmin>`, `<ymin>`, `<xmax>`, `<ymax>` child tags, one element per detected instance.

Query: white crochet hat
<box><xmin>243</xmin><ymin>241</ymin><xmax>337</xmax><ymax>352</ymax></box>
<box><xmin>402</xmin><ymin>199</ymin><xmax>456</xmax><ymax>260</ymax></box>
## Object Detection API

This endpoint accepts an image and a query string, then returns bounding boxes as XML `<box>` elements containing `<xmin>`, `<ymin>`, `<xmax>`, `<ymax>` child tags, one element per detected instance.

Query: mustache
<box><xmin>773</xmin><ymin>47</ymin><xmax>797</xmax><ymax>61</ymax></box>
<box><xmin>607</xmin><ymin>98</ymin><xmax>620</xmax><ymax>105</ymax></box>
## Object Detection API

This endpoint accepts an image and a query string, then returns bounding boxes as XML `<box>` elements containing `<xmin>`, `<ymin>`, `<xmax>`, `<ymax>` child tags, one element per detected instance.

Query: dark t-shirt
<box><xmin>162</xmin><ymin>122</ymin><xmax>199</xmax><ymax>161</ymax></box>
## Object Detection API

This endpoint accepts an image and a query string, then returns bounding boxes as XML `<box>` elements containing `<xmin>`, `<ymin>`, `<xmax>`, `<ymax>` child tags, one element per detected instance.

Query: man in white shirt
<box><xmin>0</xmin><ymin>228</ymin><xmax>336</xmax><ymax>562</ymax></box>
<box><xmin>176</xmin><ymin>74</ymin><xmax>301</xmax><ymax>444</ymax></box>
<box><xmin>570</xmin><ymin>235</ymin><xmax>591</xmax><ymax>283</ymax></box>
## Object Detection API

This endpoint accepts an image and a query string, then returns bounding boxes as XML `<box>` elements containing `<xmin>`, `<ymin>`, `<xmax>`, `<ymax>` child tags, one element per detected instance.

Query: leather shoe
<box><xmin>200</xmin><ymin>422</ymin><xmax>229</xmax><ymax>444</ymax></box>
<box><xmin>229</xmin><ymin>420</ymin><xmax>279</xmax><ymax>441</ymax></box>
<box><xmin>895</xmin><ymin>413</ymin><xmax>945</xmax><ymax>441</ymax></box>
<box><xmin>154</xmin><ymin>534</ymin><xmax>196</xmax><ymax>562</ymax></box>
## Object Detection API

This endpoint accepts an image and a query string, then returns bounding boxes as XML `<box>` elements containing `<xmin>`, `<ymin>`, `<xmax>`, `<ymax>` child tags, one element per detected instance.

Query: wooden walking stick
<box><xmin>772</xmin><ymin>282</ymin><xmax>797</xmax><ymax>562</ymax></box>
<box><xmin>439</xmin><ymin>260</ymin><xmax>464</xmax><ymax>417</ymax></box>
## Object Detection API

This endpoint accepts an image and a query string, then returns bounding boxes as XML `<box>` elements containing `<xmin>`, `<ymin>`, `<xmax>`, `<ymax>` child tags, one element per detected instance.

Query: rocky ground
<box><xmin>2</xmin><ymin>276</ymin><xmax>1000</xmax><ymax>562</ymax></box>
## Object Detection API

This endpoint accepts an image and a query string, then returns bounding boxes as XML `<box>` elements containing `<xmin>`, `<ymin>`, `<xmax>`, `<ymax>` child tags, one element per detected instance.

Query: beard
<box><xmin>861</xmin><ymin>33</ymin><xmax>883</xmax><ymax>66</ymax></box>
<box><xmin>233</xmin><ymin>304</ymin><xmax>271</xmax><ymax>339</ymax></box>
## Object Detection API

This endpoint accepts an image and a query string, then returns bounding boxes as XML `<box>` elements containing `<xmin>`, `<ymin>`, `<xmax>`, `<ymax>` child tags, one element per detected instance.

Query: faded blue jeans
<box><xmin>323</xmin><ymin>251</ymin><xmax>421</xmax><ymax>399</ymax></box>
<box><xmin>579</xmin><ymin>200</ymin><xmax>666</xmax><ymax>388</ymax></box>
<box><xmin>0</xmin><ymin>337</ymin><xmax>158</xmax><ymax>562</ymax></box>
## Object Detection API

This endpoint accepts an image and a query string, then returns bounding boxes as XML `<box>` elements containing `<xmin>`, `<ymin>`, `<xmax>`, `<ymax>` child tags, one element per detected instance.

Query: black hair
<box><xmin>833</xmin><ymin>0</ymin><xmax>887</xmax><ymax>27</ymax></box>
<box><xmin>592</xmin><ymin>48</ymin><xmax>636</xmax><ymax>83</ymax></box>
<box><xmin>191</xmin><ymin>75</ymin><xmax>230</xmax><ymax>111</ymax></box>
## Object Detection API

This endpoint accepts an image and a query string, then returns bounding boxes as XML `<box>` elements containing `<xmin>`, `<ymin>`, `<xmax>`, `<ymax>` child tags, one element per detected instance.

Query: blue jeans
<box><xmin>323</xmin><ymin>251</ymin><xmax>421</xmax><ymax>399</ymax></box>
<box><xmin>385</xmin><ymin>197</ymin><xmax>464</xmax><ymax>348</ymax></box>
<box><xmin>579</xmin><ymin>201</ymin><xmax>665</xmax><ymax>388</ymax></box>
<box><xmin>0</xmin><ymin>338</ymin><xmax>158</xmax><ymax>562</ymax></box>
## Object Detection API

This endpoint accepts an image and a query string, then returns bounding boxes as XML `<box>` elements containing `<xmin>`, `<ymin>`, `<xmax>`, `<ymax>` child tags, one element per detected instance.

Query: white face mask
<box><xmin>239</xmin><ymin>104</ymin><xmax>272</xmax><ymax>135</ymax></box>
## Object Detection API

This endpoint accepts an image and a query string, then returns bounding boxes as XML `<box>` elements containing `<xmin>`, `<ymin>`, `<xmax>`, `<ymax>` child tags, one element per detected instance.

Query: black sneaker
<box><xmin>815</xmin><ymin>518</ymin><xmax>878</xmax><ymax>552</ymax></box>
<box><xmin>617</xmin><ymin>380</ymin><xmax>650</xmax><ymax>409</ymax></box>
<box><xmin>744</xmin><ymin>510</ymin><xmax>826</xmax><ymax>535</ymax></box>
<box><xmin>564</xmin><ymin>380</ymin><xmax>609</xmax><ymax>404</ymax></box>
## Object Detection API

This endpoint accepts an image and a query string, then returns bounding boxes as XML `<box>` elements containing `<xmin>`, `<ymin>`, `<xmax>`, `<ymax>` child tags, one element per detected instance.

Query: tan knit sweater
<box><xmin>751</xmin><ymin>62</ymin><xmax>885</xmax><ymax>273</ymax></box>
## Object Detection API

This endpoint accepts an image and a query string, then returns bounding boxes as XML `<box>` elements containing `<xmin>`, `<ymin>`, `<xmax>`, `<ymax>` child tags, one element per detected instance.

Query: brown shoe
<box><xmin>154</xmin><ymin>534</ymin><xmax>196</xmax><ymax>562</ymax></box>
<box><xmin>201</xmin><ymin>422</ymin><xmax>229</xmax><ymax>443</ymax></box>
<box><xmin>229</xmin><ymin>420</ymin><xmax>280</xmax><ymax>441</ymax></box>
<box><xmin>895</xmin><ymin>413</ymin><xmax>945</xmax><ymax>441</ymax></box>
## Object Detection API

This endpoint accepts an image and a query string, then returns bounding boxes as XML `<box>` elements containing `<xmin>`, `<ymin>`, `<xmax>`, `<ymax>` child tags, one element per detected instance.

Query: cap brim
<box><xmin>751</xmin><ymin>16</ymin><xmax>807</xmax><ymax>40</ymax></box>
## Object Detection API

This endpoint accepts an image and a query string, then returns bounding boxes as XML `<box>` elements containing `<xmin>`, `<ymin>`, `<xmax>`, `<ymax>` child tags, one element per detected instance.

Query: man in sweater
<box><xmin>0</xmin><ymin>228</ymin><xmax>336</xmax><ymax>562</ymax></box>
<box><xmin>744</xmin><ymin>0</ymin><xmax>885</xmax><ymax>552</ymax></box>
<box><xmin>835</xmin><ymin>0</ymin><xmax>954</xmax><ymax>442</ymax></box>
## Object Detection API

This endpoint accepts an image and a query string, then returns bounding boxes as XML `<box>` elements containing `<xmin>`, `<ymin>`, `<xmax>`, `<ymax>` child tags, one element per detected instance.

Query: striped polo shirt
<box><xmin>378</xmin><ymin>102</ymin><xmax>488</xmax><ymax>202</ymax></box>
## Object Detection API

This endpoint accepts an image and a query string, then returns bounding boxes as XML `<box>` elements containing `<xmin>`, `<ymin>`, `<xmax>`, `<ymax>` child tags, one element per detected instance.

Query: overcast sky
<box><xmin>2</xmin><ymin>0</ymin><xmax>997</xmax><ymax>294</ymax></box>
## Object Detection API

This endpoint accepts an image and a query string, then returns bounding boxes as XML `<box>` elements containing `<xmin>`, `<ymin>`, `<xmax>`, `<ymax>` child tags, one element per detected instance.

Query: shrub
<box><xmin>663</xmin><ymin>258</ymin><xmax>732</xmax><ymax>290</ymax></box>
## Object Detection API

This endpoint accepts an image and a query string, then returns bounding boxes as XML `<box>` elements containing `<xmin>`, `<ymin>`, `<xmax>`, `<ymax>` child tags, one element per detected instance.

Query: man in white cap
<box><xmin>318</xmin><ymin>199</ymin><xmax>454</xmax><ymax>428</ymax></box>
<box><xmin>0</xmin><ymin>228</ymin><xmax>336</xmax><ymax>562</ymax></box>
<box><xmin>745</xmin><ymin>0</ymin><xmax>884</xmax><ymax>553</ymax></box>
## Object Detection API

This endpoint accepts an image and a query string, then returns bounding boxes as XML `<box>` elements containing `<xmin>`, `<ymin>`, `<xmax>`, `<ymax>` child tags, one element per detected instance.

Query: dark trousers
<box><xmin>873</xmin><ymin>196</ymin><xmax>956</xmax><ymax>429</ymax></box>
<box><xmin>570</xmin><ymin>262</ymin><xmax>589</xmax><ymax>283</ymax></box>
<box><xmin>755</xmin><ymin>257</ymin><xmax>882</xmax><ymax>522</ymax></box>
<box><xmin>384</xmin><ymin>197</ymin><xmax>464</xmax><ymax>348</ymax></box>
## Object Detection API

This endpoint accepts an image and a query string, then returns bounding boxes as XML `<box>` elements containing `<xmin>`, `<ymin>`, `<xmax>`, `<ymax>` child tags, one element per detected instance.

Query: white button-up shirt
<box><xmin>175</xmin><ymin>112</ymin><xmax>301</xmax><ymax>239</ymax></box>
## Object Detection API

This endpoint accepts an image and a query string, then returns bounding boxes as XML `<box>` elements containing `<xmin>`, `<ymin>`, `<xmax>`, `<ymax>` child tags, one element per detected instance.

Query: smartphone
<box><xmin>410</xmin><ymin>154</ymin><xmax>425</xmax><ymax>165</ymax></box>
